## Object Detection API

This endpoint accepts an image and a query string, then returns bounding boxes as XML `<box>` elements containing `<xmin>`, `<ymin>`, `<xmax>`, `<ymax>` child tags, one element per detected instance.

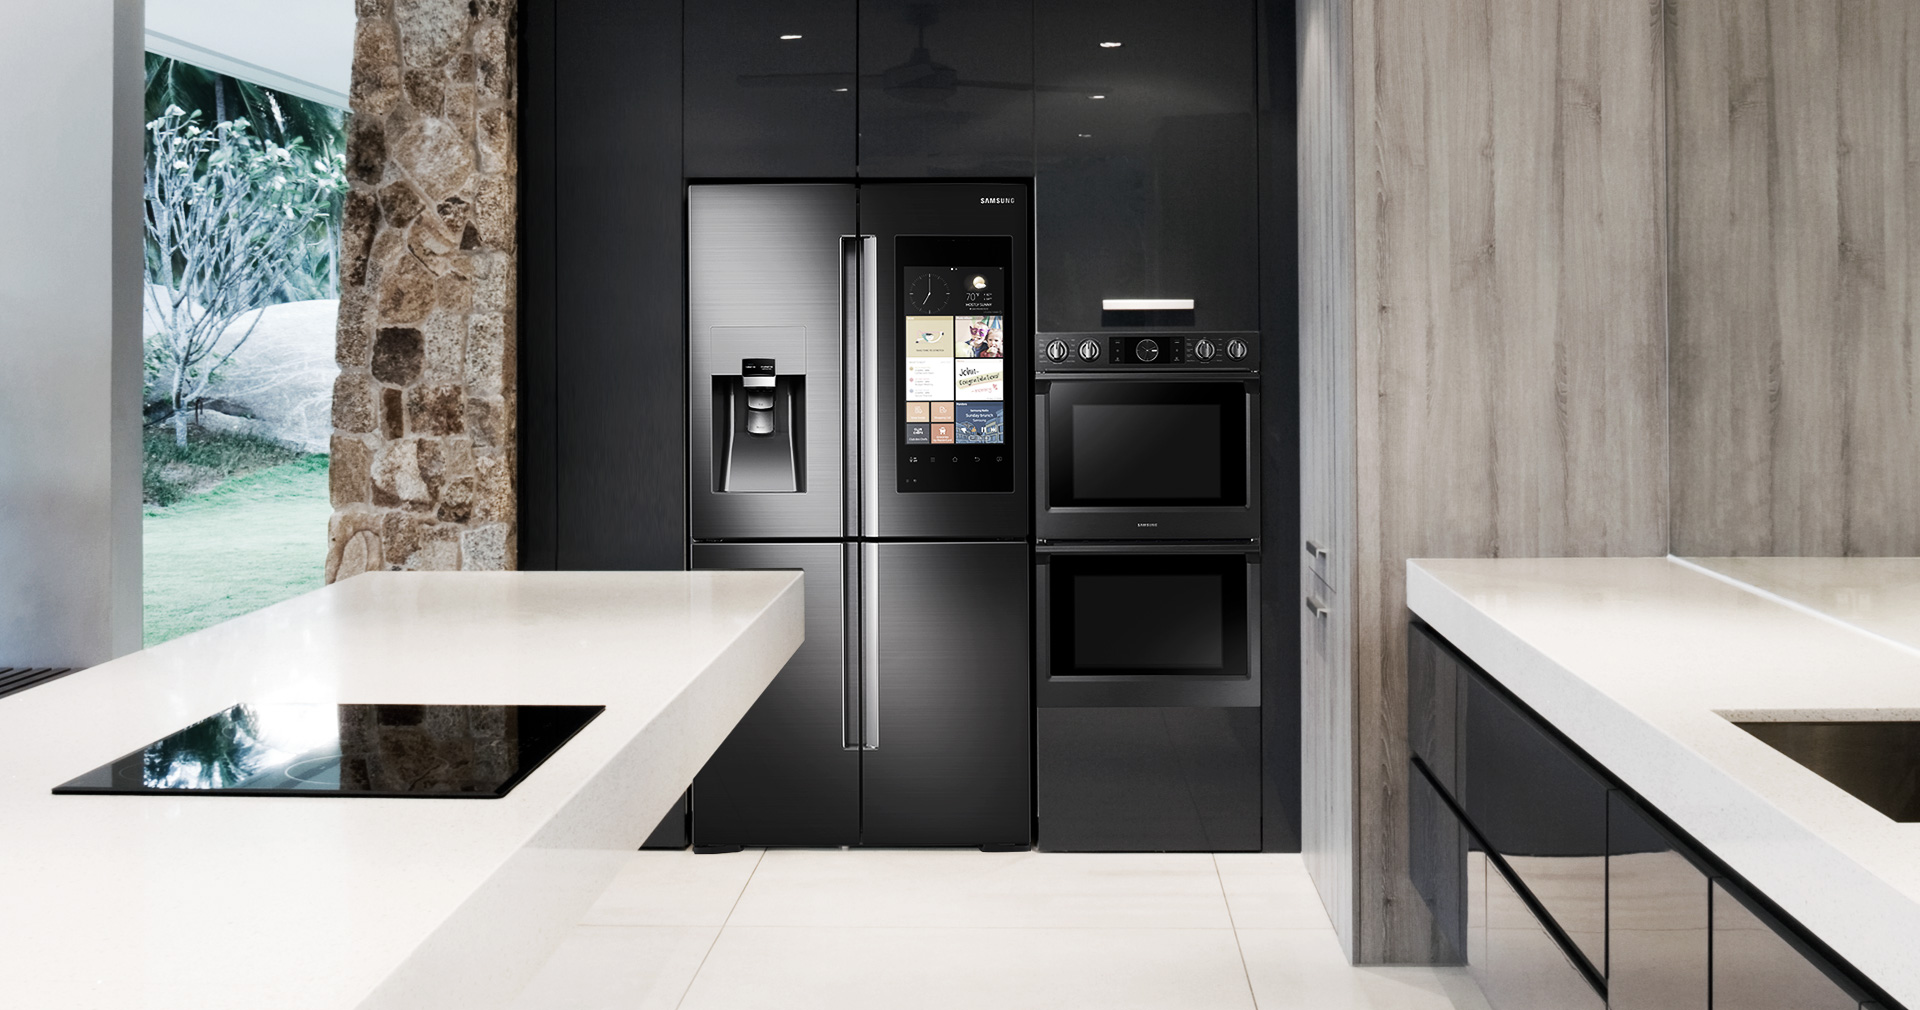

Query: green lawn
<box><xmin>143</xmin><ymin>454</ymin><xmax>332</xmax><ymax>646</ymax></box>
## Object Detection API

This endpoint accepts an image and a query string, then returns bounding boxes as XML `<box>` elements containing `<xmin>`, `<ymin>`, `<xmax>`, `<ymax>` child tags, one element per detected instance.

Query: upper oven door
<box><xmin>1036</xmin><ymin>544</ymin><xmax>1260</xmax><ymax>708</ymax></box>
<box><xmin>1035</xmin><ymin>376</ymin><xmax>1259</xmax><ymax>540</ymax></box>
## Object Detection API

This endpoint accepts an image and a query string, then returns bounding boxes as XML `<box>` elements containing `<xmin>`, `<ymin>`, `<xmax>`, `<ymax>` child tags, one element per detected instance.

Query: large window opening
<box><xmin>139</xmin><ymin>51</ymin><xmax>347</xmax><ymax>645</ymax></box>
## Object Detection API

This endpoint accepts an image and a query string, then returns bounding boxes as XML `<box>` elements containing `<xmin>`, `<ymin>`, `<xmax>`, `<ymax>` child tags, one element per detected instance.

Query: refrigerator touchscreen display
<box><xmin>899</xmin><ymin>259</ymin><xmax>1012</xmax><ymax>493</ymax></box>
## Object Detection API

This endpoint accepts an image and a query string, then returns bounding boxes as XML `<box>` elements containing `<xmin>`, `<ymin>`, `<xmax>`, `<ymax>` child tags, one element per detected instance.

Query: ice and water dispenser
<box><xmin>707</xmin><ymin>329</ymin><xmax>806</xmax><ymax>493</ymax></box>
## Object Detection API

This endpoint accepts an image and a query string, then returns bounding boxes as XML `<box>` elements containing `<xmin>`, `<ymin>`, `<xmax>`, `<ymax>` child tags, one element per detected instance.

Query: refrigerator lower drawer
<box><xmin>1036</xmin><ymin>706</ymin><xmax>1259</xmax><ymax>852</ymax></box>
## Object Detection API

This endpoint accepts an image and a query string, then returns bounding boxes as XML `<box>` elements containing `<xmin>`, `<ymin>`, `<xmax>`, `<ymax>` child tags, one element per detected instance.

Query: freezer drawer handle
<box><xmin>842</xmin><ymin>543</ymin><xmax>862</xmax><ymax>750</ymax></box>
<box><xmin>861</xmin><ymin>543</ymin><xmax>880</xmax><ymax>750</ymax></box>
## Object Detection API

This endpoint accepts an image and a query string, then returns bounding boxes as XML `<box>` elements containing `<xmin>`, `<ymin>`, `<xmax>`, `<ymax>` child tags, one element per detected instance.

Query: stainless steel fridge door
<box><xmin>858</xmin><ymin>540</ymin><xmax>1031</xmax><ymax>847</ymax></box>
<box><xmin>690</xmin><ymin>542</ymin><xmax>860</xmax><ymax>847</ymax></box>
<box><xmin>857</xmin><ymin>183</ymin><xmax>1031</xmax><ymax>540</ymax></box>
<box><xmin>689</xmin><ymin>184</ymin><xmax>855</xmax><ymax>540</ymax></box>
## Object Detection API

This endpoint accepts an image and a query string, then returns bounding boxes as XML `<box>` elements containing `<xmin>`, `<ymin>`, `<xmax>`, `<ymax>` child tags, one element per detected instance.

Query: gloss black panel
<box><xmin>1608</xmin><ymin>790</ymin><xmax>1709</xmax><ymax>1010</ymax></box>
<box><xmin>1036</xmin><ymin>706</ymin><xmax>1259</xmax><ymax>851</ymax></box>
<box><xmin>1462</xmin><ymin>668</ymin><xmax>1608</xmax><ymax>974</ymax></box>
<box><xmin>1713</xmin><ymin>880</ymin><xmax>1864</xmax><ymax>1010</ymax></box>
<box><xmin>54</xmin><ymin>704</ymin><xmax>603</xmax><ymax>798</ymax></box>
<box><xmin>857</xmin><ymin>0</ymin><xmax>1034</xmax><ymax>177</ymax></box>
<box><xmin>1047</xmin><ymin>552</ymin><xmax>1246</xmax><ymax>678</ymax></box>
<box><xmin>1033</xmin><ymin>0</ymin><xmax>1257</xmax><ymax>333</ymax></box>
<box><xmin>684</xmin><ymin>0</ymin><xmax>856</xmax><ymax>177</ymax></box>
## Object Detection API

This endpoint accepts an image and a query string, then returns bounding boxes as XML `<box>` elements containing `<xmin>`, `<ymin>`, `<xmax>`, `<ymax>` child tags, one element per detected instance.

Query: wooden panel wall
<box><xmin>1297</xmin><ymin>0</ymin><xmax>1358</xmax><ymax>960</ymax></box>
<box><xmin>1345</xmin><ymin>0</ymin><xmax>1669</xmax><ymax>962</ymax></box>
<box><xmin>1669</xmin><ymin>0</ymin><xmax>1920</xmax><ymax>556</ymax></box>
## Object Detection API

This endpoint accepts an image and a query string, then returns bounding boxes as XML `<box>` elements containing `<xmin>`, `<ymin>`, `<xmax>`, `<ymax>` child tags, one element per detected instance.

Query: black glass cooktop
<box><xmin>53</xmin><ymin>703</ymin><xmax>603</xmax><ymax>798</ymax></box>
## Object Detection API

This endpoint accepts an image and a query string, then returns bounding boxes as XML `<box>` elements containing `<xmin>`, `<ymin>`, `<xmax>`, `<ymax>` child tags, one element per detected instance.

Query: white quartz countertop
<box><xmin>0</xmin><ymin>571</ymin><xmax>803</xmax><ymax>1010</ymax></box>
<box><xmin>1407</xmin><ymin>557</ymin><xmax>1920</xmax><ymax>1006</ymax></box>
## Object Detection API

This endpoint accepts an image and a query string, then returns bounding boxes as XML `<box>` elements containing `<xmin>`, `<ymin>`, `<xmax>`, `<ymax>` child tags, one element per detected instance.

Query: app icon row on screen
<box><xmin>905</xmin><ymin>402</ymin><xmax>1003</xmax><ymax>444</ymax></box>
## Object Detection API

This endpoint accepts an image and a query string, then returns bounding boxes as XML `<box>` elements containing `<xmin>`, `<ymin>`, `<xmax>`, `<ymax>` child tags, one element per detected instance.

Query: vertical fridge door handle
<box><xmin>842</xmin><ymin>542</ymin><xmax>862</xmax><ymax>749</ymax></box>
<box><xmin>840</xmin><ymin>236</ymin><xmax>862</xmax><ymax>538</ymax></box>
<box><xmin>858</xmin><ymin>235</ymin><xmax>880</xmax><ymax>537</ymax></box>
<box><xmin>861</xmin><ymin>542</ymin><xmax>880</xmax><ymax>750</ymax></box>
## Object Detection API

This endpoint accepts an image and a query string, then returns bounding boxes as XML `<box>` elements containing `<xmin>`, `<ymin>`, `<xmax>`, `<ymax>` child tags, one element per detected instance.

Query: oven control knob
<box><xmin>1078</xmin><ymin>338</ymin><xmax>1103</xmax><ymax>362</ymax></box>
<box><xmin>1193</xmin><ymin>339</ymin><xmax>1216</xmax><ymax>361</ymax></box>
<box><xmin>1045</xmin><ymin>339</ymin><xmax>1069</xmax><ymax>363</ymax></box>
<box><xmin>1135</xmin><ymin>338</ymin><xmax>1159</xmax><ymax>363</ymax></box>
<box><xmin>1226</xmin><ymin>338</ymin><xmax>1249</xmax><ymax>360</ymax></box>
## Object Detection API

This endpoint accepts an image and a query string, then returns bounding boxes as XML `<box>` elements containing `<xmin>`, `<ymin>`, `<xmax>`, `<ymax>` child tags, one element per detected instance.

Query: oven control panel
<box><xmin>1037</xmin><ymin>332</ymin><xmax>1258</xmax><ymax>372</ymax></box>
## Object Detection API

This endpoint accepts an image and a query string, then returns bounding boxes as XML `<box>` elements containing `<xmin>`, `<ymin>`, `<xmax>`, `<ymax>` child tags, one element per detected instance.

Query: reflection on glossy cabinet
<box><xmin>1607</xmin><ymin>791</ymin><xmax>1708</xmax><ymax>1010</ymax></box>
<box><xmin>684</xmin><ymin>0</ymin><xmax>857</xmax><ymax>177</ymax></box>
<box><xmin>1461</xmin><ymin>670</ymin><xmax>1607</xmax><ymax>974</ymax></box>
<box><xmin>857</xmin><ymin>0</ymin><xmax>1034</xmax><ymax>177</ymax></box>
<box><xmin>1468</xmin><ymin>851</ymin><xmax>1605</xmax><ymax>1010</ymax></box>
<box><xmin>1033</xmin><ymin>0</ymin><xmax>1257</xmax><ymax>333</ymax></box>
<box><xmin>1712</xmin><ymin>880</ymin><xmax>1862</xmax><ymax>1010</ymax></box>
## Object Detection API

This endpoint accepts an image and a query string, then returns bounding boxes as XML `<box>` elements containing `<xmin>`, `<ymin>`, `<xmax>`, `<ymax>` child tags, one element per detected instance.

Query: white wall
<box><xmin>0</xmin><ymin>1</ymin><xmax>145</xmax><ymax>666</ymax></box>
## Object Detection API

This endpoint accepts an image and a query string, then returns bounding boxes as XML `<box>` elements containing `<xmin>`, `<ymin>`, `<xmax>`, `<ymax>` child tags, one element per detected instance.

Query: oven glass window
<box><xmin>1075</xmin><ymin>574</ymin><xmax>1223</xmax><ymax>669</ymax></box>
<box><xmin>1048</xmin><ymin>382</ymin><xmax>1246</xmax><ymax>508</ymax></box>
<box><xmin>1051</xmin><ymin>553</ymin><xmax>1248</xmax><ymax>678</ymax></box>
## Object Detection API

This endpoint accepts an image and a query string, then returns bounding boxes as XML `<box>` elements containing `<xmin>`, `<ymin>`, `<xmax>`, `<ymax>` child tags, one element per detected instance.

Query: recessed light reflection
<box><xmin>832</xmin><ymin>87</ymin><xmax>849</xmax><ymax>92</ymax></box>
<box><xmin>1076</xmin><ymin>133</ymin><xmax>1093</xmax><ymax>138</ymax></box>
<box><xmin>1099</xmin><ymin>41</ymin><xmax>1123</xmax><ymax>48</ymax></box>
<box><xmin>1089</xmin><ymin>94</ymin><xmax>1106</xmax><ymax>100</ymax></box>
<box><xmin>780</xmin><ymin>33</ymin><xmax>803</xmax><ymax>40</ymax></box>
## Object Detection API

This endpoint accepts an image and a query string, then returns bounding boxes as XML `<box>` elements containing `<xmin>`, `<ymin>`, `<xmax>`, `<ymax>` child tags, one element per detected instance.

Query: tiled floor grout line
<box><xmin>672</xmin><ymin>848</ymin><xmax>767</xmax><ymax>1010</ymax></box>
<box><xmin>1213</xmin><ymin>853</ymin><xmax>1264</xmax><ymax>1010</ymax></box>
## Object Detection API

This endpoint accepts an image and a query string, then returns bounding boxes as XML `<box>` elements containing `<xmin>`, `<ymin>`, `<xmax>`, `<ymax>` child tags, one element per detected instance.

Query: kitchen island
<box><xmin>0</xmin><ymin>571</ymin><xmax>802</xmax><ymax>1010</ymax></box>
<box><xmin>1407</xmin><ymin>557</ymin><xmax>1920</xmax><ymax>1008</ymax></box>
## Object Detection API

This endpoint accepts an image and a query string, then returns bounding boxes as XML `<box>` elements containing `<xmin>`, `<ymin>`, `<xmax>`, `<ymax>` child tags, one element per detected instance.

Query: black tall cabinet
<box><xmin>519</xmin><ymin>0</ymin><xmax>1300</xmax><ymax>852</ymax></box>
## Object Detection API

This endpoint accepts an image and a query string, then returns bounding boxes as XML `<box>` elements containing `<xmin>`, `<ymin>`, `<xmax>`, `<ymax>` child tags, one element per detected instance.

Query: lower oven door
<box><xmin>1036</xmin><ymin>376</ymin><xmax>1259</xmax><ymax>540</ymax></box>
<box><xmin>1035</xmin><ymin>544</ymin><xmax>1260</xmax><ymax>708</ymax></box>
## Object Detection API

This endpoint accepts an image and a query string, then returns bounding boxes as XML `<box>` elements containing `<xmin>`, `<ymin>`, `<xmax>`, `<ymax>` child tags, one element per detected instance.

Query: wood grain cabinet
<box><xmin>1408</xmin><ymin>621</ymin><xmax>1886</xmax><ymax>1010</ymax></box>
<box><xmin>1032</xmin><ymin>0</ymin><xmax>1258</xmax><ymax>334</ymax></box>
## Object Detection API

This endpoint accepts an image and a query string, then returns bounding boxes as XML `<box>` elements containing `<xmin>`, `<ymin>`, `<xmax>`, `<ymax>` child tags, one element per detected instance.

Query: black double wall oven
<box><xmin>1034</xmin><ymin>329</ymin><xmax>1262</xmax><ymax>851</ymax></box>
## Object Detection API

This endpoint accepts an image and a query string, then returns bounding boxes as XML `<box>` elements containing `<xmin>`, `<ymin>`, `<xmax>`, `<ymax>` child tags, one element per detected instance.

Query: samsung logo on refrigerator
<box><xmin>979</xmin><ymin>197</ymin><xmax>1017</xmax><ymax>204</ymax></box>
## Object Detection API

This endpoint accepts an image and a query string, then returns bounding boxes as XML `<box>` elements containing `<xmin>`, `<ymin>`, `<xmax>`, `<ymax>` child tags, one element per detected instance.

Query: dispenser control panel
<box><xmin>898</xmin><ymin>240</ymin><xmax>1014</xmax><ymax>494</ymax></box>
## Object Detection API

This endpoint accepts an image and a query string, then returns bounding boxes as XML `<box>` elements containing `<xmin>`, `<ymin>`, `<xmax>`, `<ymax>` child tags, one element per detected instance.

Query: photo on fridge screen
<box><xmin>905</xmin><ymin>316</ymin><xmax>954</xmax><ymax>357</ymax></box>
<box><xmin>906</xmin><ymin>358</ymin><xmax>955</xmax><ymax>401</ymax></box>
<box><xmin>955</xmin><ymin>315</ymin><xmax>1004</xmax><ymax>358</ymax></box>
<box><xmin>955</xmin><ymin>402</ymin><xmax>1004</xmax><ymax>444</ymax></box>
<box><xmin>954</xmin><ymin>358</ymin><xmax>1003</xmax><ymax>401</ymax></box>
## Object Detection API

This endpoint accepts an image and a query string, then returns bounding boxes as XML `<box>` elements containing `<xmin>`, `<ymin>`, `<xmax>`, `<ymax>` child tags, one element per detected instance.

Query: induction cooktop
<box><xmin>53</xmin><ymin>703</ymin><xmax>603</xmax><ymax>798</ymax></box>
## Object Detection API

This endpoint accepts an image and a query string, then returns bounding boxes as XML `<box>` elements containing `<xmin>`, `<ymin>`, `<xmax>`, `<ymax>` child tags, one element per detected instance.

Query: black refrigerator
<box><xmin>686</xmin><ymin>183</ymin><xmax>1031</xmax><ymax>849</ymax></box>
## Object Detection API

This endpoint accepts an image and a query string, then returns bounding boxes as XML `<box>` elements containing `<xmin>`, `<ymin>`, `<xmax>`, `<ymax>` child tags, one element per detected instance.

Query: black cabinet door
<box><xmin>1033</xmin><ymin>0</ymin><xmax>1258</xmax><ymax>333</ymax></box>
<box><xmin>1712</xmin><ymin>880</ymin><xmax>1864</xmax><ymax>1010</ymax></box>
<box><xmin>1462</xmin><ymin>669</ymin><xmax>1608</xmax><ymax>975</ymax></box>
<box><xmin>858</xmin><ymin>0</ymin><xmax>1034</xmax><ymax>177</ymax></box>
<box><xmin>1608</xmin><ymin>791</ymin><xmax>1708</xmax><ymax>1010</ymax></box>
<box><xmin>1408</xmin><ymin>623</ymin><xmax>1464</xmax><ymax>797</ymax></box>
<box><xmin>684</xmin><ymin>0</ymin><xmax>857</xmax><ymax>177</ymax></box>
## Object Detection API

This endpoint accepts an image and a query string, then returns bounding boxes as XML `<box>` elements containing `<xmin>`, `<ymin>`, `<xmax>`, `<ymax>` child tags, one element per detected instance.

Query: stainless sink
<box><xmin>1734</xmin><ymin>721</ymin><xmax>1920</xmax><ymax>822</ymax></box>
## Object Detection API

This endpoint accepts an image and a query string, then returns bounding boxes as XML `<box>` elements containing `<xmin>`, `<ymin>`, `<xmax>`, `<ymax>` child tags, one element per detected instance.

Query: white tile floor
<box><xmin>510</xmin><ymin>849</ymin><xmax>1492</xmax><ymax>1010</ymax></box>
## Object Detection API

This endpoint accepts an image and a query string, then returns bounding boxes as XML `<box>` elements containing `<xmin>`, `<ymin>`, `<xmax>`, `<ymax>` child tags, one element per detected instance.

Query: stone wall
<box><xmin>327</xmin><ymin>0</ymin><xmax>516</xmax><ymax>581</ymax></box>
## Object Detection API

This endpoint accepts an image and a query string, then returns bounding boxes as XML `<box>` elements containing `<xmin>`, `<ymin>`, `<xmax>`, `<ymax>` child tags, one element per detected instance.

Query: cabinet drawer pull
<box><xmin>1305</xmin><ymin>596</ymin><xmax>1329</xmax><ymax>619</ymax></box>
<box><xmin>1305</xmin><ymin>539</ymin><xmax>1329</xmax><ymax>559</ymax></box>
